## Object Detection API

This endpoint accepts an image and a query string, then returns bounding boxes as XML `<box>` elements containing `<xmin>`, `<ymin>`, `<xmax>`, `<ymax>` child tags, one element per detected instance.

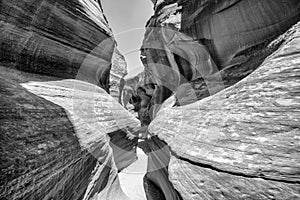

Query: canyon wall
<box><xmin>139</xmin><ymin>0</ymin><xmax>300</xmax><ymax>199</ymax></box>
<box><xmin>0</xmin><ymin>0</ymin><xmax>127</xmax><ymax>92</ymax></box>
<box><xmin>1</xmin><ymin>0</ymin><xmax>300</xmax><ymax>199</ymax></box>
<box><xmin>149</xmin><ymin>21</ymin><xmax>300</xmax><ymax>200</ymax></box>
<box><xmin>141</xmin><ymin>0</ymin><xmax>300</xmax><ymax>106</ymax></box>
<box><xmin>110</xmin><ymin>49</ymin><xmax>128</xmax><ymax>103</ymax></box>
<box><xmin>0</xmin><ymin>0</ymin><xmax>137</xmax><ymax>199</ymax></box>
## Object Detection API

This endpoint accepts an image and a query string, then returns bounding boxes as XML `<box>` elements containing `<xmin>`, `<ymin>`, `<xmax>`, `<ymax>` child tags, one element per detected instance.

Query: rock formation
<box><xmin>1</xmin><ymin>74</ymin><xmax>99</xmax><ymax>200</ymax></box>
<box><xmin>141</xmin><ymin>0</ymin><xmax>300</xmax><ymax>105</ymax></box>
<box><xmin>149</xmin><ymin>21</ymin><xmax>300</xmax><ymax>199</ymax></box>
<box><xmin>0</xmin><ymin>0</ymin><xmax>138</xmax><ymax>199</ymax></box>
<box><xmin>0</xmin><ymin>0</ymin><xmax>127</xmax><ymax>92</ymax></box>
<box><xmin>110</xmin><ymin>49</ymin><xmax>128</xmax><ymax>103</ymax></box>
<box><xmin>21</xmin><ymin>79</ymin><xmax>140</xmax><ymax>199</ymax></box>
<box><xmin>139</xmin><ymin>0</ymin><xmax>300</xmax><ymax>199</ymax></box>
<box><xmin>122</xmin><ymin>71</ymin><xmax>145</xmax><ymax>109</ymax></box>
<box><xmin>1</xmin><ymin>0</ymin><xmax>300</xmax><ymax>199</ymax></box>
<box><xmin>122</xmin><ymin>70</ymin><xmax>156</xmax><ymax>117</ymax></box>
<box><xmin>0</xmin><ymin>75</ymin><xmax>140</xmax><ymax>200</ymax></box>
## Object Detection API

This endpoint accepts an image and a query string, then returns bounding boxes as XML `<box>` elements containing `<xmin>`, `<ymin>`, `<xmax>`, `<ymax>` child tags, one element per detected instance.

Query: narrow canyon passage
<box><xmin>112</xmin><ymin>0</ymin><xmax>300</xmax><ymax>199</ymax></box>
<box><xmin>1</xmin><ymin>0</ymin><xmax>300</xmax><ymax>200</ymax></box>
<box><xmin>100</xmin><ymin>1</ymin><xmax>157</xmax><ymax>199</ymax></box>
<box><xmin>119</xmin><ymin>144</ymin><xmax>148</xmax><ymax>200</ymax></box>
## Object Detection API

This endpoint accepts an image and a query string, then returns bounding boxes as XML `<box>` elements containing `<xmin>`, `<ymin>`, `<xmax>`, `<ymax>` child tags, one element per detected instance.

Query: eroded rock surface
<box><xmin>141</xmin><ymin>0</ymin><xmax>300</xmax><ymax>106</ymax></box>
<box><xmin>2</xmin><ymin>0</ymin><xmax>300</xmax><ymax>199</ymax></box>
<box><xmin>110</xmin><ymin>49</ymin><xmax>128</xmax><ymax>103</ymax></box>
<box><xmin>0</xmin><ymin>0</ymin><xmax>123</xmax><ymax>92</ymax></box>
<box><xmin>139</xmin><ymin>0</ymin><xmax>300</xmax><ymax>199</ymax></box>
<box><xmin>0</xmin><ymin>75</ymin><xmax>97</xmax><ymax>200</ymax></box>
<box><xmin>21</xmin><ymin>79</ymin><xmax>140</xmax><ymax>199</ymax></box>
<box><xmin>0</xmin><ymin>74</ymin><xmax>140</xmax><ymax>200</ymax></box>
<box><xmin>149</xmin><ymin>22</ymin><xmax>300</xmax><ymax>199</ymax></box>
<box><xmin>0</xmin><ymin>0</ymin><xmax>138</xmax><ymax>199</ymax></box>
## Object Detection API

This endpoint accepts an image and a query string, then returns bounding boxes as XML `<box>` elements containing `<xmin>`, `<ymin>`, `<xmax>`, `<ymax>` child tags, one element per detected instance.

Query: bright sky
<box><xmin>101</xmin><ymin>0</ymin><xmax>154</xmax><ymax>78</ymax></box>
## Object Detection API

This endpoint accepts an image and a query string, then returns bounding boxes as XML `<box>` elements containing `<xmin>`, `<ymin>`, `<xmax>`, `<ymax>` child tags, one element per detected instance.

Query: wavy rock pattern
<box><xmin>181</xmin><ymin>0</ymin><xmax>300</xmax><ymax>67</ymax></box>
<box><xmin>0</xmin><ymin>76</ymin><xmax>140</xmax><ymax>199</ymax></box>
<box><xmin>0</xmin><ymin>0</ymin><xmax>120</xmax><ymax>92</ymax></box>
<box><xmin>149</xmin><ymin>22</ymin><xmax>300</xmax><ymax>199</ymax></box>
<box><xmin>0</xmin><ymin>0</ymin><xmax>137</xmax><ymax>199</ymax></box>
<box><xmin>139</xmin><ymin>1</ymin><xmax>300</xmax><ymax>199</ymax></box>
<box><xmin>21</xmin><ymin>79</ymin><xmax>140</xmax><ymax>199</ymax></box>
<box><xmin>21</xmin><ymin>80</ymin><xmax>140</xmax><ymax>168</ymax></box>
<box><xmin>141</xmin><ymin>0</ymin><xmax>300</xmax><ymax>104</ymax></box>
<box><xmin>0</xmin><ymin>75</ymin><xmax>98</xmax><ymax>200</ymax></box>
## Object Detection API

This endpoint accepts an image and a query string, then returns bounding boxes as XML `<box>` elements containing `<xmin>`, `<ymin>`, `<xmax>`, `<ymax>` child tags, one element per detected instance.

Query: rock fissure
<box><xmin>172</xmin><ymin>151</ymin><xmax>300</xmax><ymax>185</ymax></box>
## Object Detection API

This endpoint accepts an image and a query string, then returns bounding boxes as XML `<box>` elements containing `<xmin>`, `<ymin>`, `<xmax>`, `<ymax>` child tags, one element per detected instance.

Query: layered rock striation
<box><xmin>0</xmin><ymin>75</ymin><xmax>98</xmax><ymax>200</ymax></box>
<box><xmin>0</xmin><ymin>0</ymin><xmax>127</xmax><ymax>93</ymax></box>
<box><xmin>110</xmin><ymin>49</ymin><xmax>128</xmax><ymax>103</ymax></box>
<box><xmin>141</xmin><ymin>0</ymin><xmax>300</xmax><ymax>106</ymax></box>
<box><xmin>0</xmin><ymin>0</ymin><xmax>137</xmax><ymax>199</ymax></box>
<box><xmin>2</xmin><ymin>0</ymin><xmax>300</xmax><ymax>199</ymax></box>
<box><xmin>0</xmin><ymin>76</ymin><xmax>140</xmax><ymax>200</ymax></box>
<box><xmin>21</xmin><ymin>79</ymin><xmax>140</xmax><ymax>199</ymax></box>
<box><xmin>149</xmin><ymin>21</ymin><xmax>300</xmax><ymax>199</ymax></box>
<box><xmin>138</xmin><ymin>0</ymin><xmax>300</xmax><ymax>199</ymax></box>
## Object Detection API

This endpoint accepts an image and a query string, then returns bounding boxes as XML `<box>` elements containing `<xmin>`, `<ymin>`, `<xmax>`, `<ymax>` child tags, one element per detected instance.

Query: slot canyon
<box><xmin>1</xmin><ymin>0</ymin><xmax>300</xmax><ymax>200</ymax></box>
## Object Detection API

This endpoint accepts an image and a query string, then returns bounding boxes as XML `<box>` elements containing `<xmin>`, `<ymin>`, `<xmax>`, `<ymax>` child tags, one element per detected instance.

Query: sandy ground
<box><xmin>119</xmin><ymin>147</ymin><xmax>148</xmax><ymax>200</ymax></box>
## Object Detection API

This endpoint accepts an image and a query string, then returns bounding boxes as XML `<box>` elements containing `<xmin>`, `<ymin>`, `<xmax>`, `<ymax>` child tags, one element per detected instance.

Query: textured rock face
<box><xmin>0</xmin><ymin>0</ymin><xmax>137</xmax><ymax>199</ymax></box>
<box><xmin>0</xmin><ymin>72</ymin><xmax>140</xmax><ymax>200</ymax></box>
<box><xmin>121</xmin><ymin>70</ymin><xmax>155</xmax><ymax>114</ymax></box>
<box><xmin>21</xmin><ymin>79</ymin><xmax>140</xmax><ymax>200</ymax></box>
<box><xmin>0</xmin><ymin>0</ymin><xmax>124</xmax><ymax>92</ymax></box>
<box><xmin>149</xmin><ymin>22</ymin><xmax>300</xmax><ymax>199</ymax></box>
<box><xmin>180</xmin><ymin>0</ymin><xmax>300</xmax><ymax>67</ymax></box>
<box><xmin>110</xmin><ymin>49</ymin><xmax>128</xmax><ymax>103</ymax></box>
<box><xmin>141</xmin><ymin>0</ymin><xmax>300</xmax><ymax>105</ymax></box>
<box><xmin>0</xmin><ymin>75</ymin><xmax>98</xmax><ymax>200</ymax></box>
<box><xmin>21</xmin><ymin>80</ymin><xmax>140</xmax><ymax>169</ymax></box>
<box><xmin>2</xmin><ymin>0</ymin><xmax>300</xmax><ymax>200</ymax></box>
<box><xmin>139</xmin><ymin>0</ymin><xmax>300</xmax><ymax>199</ymax></box>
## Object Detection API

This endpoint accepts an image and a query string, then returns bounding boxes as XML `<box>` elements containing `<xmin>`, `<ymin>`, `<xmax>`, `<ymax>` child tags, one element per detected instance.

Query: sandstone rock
<box><xmin>110</xmin><ymin>49</ymin><xmax>128</xmax><ymax>103</ymax></box>
<box><xmin>0</xmin><ymin>0</ymin><xmax>124</xmax><ymax>92</ymax></box>
<box><xmin>143</xmin><ymin>176</ymin><xmax>167</xmax><ymax>200</ymax></box>
<box><xmin>141</xmin><ymin>0</ymin><xmax>300</xmax><ymax>104</ymax></box>
<box><xmin>149</xmin><ymin>22</ymin><xmax>300</xmax><ymax>199</ymax></box>
<box><xmin>139</xmin><ymin>1</ymin><xmax>300</xmax><ymax>199</ymax></box>
<box><xmin>21</xmin><ymin>79</ymin><xmax>140</xmax><ymax>170</ymax></box>
<box><xmin>0</xmin><ymin>75</ymin><xmax>94</xmax><ymax>200</ymax></box>
<box><xmin>169</xmin><ymin>156</ymin><xmax>300</xmax><ymax>200</ymax></box>
<box><xmin>0</xmin><ymin>0</ymin><xmax>138</xmax><ymax>199</ymax></box>
<box><xmin>0</xmin><ymin>76</ymin><xmax>140</xmax><ymax>200</ymax></box>
<box><xmin>123</xmin><ymin>71</ymin><xmax>147</xmax><ymax>107</ymax></box>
